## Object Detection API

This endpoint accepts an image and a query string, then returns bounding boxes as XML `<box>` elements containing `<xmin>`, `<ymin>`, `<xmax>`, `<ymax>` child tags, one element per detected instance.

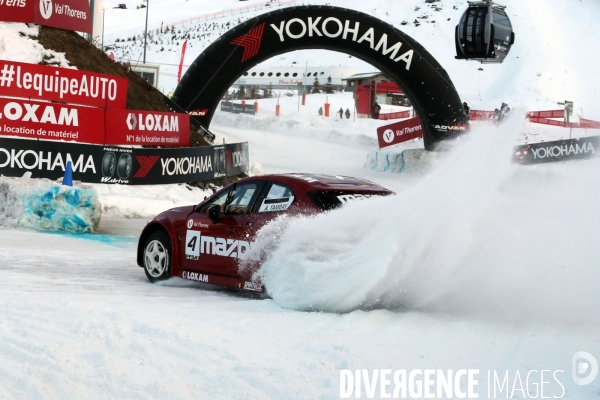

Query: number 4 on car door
<box><xmin>185</xmin><ymin>230</ymin><xmax>200</xmax><ymax>260</ymax></box>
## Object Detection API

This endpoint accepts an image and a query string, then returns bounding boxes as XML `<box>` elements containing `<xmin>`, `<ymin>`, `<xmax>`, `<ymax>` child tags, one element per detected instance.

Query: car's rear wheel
<box><xmin>143</xmin><ymin>232</ymin><xmax>172</xmax><ymax>283</ymax></box>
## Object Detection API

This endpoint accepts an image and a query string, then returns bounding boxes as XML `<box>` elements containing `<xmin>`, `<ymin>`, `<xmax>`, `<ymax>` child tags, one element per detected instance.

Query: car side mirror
<box><xmin>208</xmin><ymin>205</ymin><xmax>221</xmax><ymax>224</ymax></box>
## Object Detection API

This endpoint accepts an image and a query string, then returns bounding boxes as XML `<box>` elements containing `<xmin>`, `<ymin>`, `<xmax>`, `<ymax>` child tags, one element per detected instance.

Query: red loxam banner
<box><xmin>105</xmin><ymin>109</ymin><xmax>190</xmax><ymax>147</ymax></box>
<box><xmin>0</xmin><ymin>60</ymin><xmax>127</xmax><ymax>109</ymax></box>
<box><xmin>377</xmin><ymin>117</ymin><xmax>422</xmax><ymax>149</ymax></box>
<box><xmin>0</xmin><ymin>97</ymin><xmax>105</xmax><ymax>143</ymax></box>
<box><xmin>0</xmin><ymin>0</ymin><xmax>92</xmax><ymax>33</ymax></box>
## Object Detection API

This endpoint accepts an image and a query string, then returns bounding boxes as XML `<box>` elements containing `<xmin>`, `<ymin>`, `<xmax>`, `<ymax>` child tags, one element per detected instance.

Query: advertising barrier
<box><xmin>231</xmin><ymin>103</ymin><xmax>244</xmax><ymax>114</ymax></box>
<box><xmin>513</xmin><ymin>136</ymin><xmax>599</xmax><ymax>165</ymax></box>
<box><xmin>580</xmin><ymin>118</ymin><xmax>600</xmax><ymax>129</ymax></box>
<box><xmin>0</xmin><ymin>97</ymin><xmax>105</xmax><ymax>143</ymax></box>
<box><xmin>0</xmin><ymin>0</ymin><xmax>33</xmax><ymax>23</ymax></box>
<box><xmin>243</xmin><ymin>103</ymin><xmax>256</xmax><ymax>115</ymax></box>
<box><xmin>105</xmin><ymin>109</ymin><xmax>190</xmax><ymax>147</ymax></box>
<box><xmin>0</xmin><ymin>60</ymin><xmax>127</xmax><ymax>109</ymax></box>
<box><xmin>221</xmin><ymin>102</ymin><xmax>232</xmax><ymax>112</ymax></box>
<box><xmin>379</xmin><ymin>110</ymin><xmax>412</xmax><ymax>121</ymax></box>
<box><xmin>0</xmin><ymin>136</ymin><xmax>249</xmax><ymax>185</ymax></box>
<box><xmin>376</xmin><ymin>117</ymin><xmax>423</xmax><ymax>149</ymax></box>
<box><xmin>469</xmin><ymin>110</ymin><xmax>496</xmax><ymax>121</ymax></box>
<box><xmin>526</xmin><ymin>110</ymin><xmax>564</xmax><ymax>119</ymax></box>
<box><xmin>220</xmin><ymin>101</ymin><xmax>255</xmax><ymax>116</ymax></box>
<box><xmin>0</xmin><ymin>0</ymin><xmax>92</xmax><ymax>33</ymax></box>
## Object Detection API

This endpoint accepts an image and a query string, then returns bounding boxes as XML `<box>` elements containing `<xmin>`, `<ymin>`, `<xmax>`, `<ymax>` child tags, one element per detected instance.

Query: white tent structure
<box><xmin>232</xmin><ymin>66</ymin><xmax>358</xmax><ymax>91</ymax></box>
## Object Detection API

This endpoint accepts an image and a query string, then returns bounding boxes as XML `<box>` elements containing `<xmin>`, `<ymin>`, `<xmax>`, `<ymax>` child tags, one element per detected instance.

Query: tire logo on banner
<box><xmin>39</xmin><ymin>0</ymin><xmax>53</xmax><ymax>19</ymax></box>
<box><xmin>102</xmin><ymin>152</ymin><xmax>116</xmax><ymax>178</ymax></box>
<box><xmin>134</xmin><ymin>155</ymin><xmax>160</xmax><ymax>178</ymax></box>
<box><xmin>230</xmin><ymin>23</ymin><xmax>266</xmax><ymax>62</ymax></box>
<box><xmin>383</xmin><ymin>129</ymin><xmax>395</xmax><ymax>143</ymax></box>
<box><xmin>101</xmin><ymin>152</ymin><xmax>133</xmax><ymax>182</ymax></box>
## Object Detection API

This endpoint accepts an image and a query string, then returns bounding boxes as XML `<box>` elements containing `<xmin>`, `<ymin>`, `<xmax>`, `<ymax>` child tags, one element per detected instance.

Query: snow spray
<box><xmin>248</xmin><ymin>114</ymin><xmax>600</xmax><ymax>325</ymax></box>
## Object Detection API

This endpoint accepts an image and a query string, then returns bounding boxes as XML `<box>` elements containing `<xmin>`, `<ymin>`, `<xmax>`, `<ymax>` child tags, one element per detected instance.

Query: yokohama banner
<box><xmin>0</xmin><ymin>0</ymin><xmax>92</xmax><ymax>33</ymax></box>
<box><xmin>0</xmin><ymin>60</ymin><xmax>127</xmax><ymax>109</ymax></box>
<box><xmin>0</xmin><ymin>97</ymin><xmax>105</xmax><ymax>144</ymax></box>
<box><xmin>105</xmin><ymin>109</ymin><xmax>190</xmax><ymax>147</ymax></box>
<box><xmin>377</xmin><ymin>117</ymin><xmax>422</xmax><ymax>149</ymax></box>
<box><xmin>0</xmin><ymin>136</ymin><xmax>249</xmax><ymax>185</ymax></box>
<box><xmin>513</xmin><ymin>136</ymin><xmax>599</xmax><ymax>165</ymax></box>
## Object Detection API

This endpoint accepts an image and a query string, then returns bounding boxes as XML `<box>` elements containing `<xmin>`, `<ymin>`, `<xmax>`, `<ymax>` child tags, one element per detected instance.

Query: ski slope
<box><xmin>1</xmin><ymin>0</ymin><xmax>600</xmax><ymax>398</ymax></box>
<box><xmin>101</xmin><ymin>0</ymin><xmax>600</xmax><ymax>117</ymax></box>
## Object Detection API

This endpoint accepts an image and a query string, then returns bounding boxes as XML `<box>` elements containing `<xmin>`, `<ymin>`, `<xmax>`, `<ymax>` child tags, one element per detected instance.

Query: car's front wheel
<box><xmin>143</xmin><ymin>232</ymin><xmax>172</xmax><ymax>283</ymax></box>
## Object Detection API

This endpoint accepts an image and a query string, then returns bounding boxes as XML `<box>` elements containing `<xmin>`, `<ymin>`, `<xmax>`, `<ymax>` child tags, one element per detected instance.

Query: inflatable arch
<box><xmin>173</xmin><ymin>6</ymin><xmax>468</xmax><ymax>150</ymax></box>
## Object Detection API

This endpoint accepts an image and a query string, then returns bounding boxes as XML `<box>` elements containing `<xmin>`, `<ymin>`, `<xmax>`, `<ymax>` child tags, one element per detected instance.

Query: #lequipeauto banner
<box><xmin>0</xmin><ymin>60</ymin><xmax>127</xmax><ymax>109</ymax></box>
<box><xmin>105</xmin><ymin>109</ymin><xmax>190</xmax><ymax>147</ymax></box>
<box><xmin>377</xmin><ymin>117</ymin><xmax>423</xmax><ymax>149</ymax></box>
<box><xmin>0</xmin><ymin>97</ymin><xmax>105</xmax><ymax>144</ymax></box>
<box><xmin>0</xmin><ymin>0</ymin><xmax>92</xmax><ymax>33</ymax></box>
<box><xmin>0</xmin><ymin>136</ymin><xmax>249</xmax><ymax>185</ymax></box>
<box><xmin>513</xmin><ymin>136</ymin><xmax>599</xmax><ymax>165</ymax></box>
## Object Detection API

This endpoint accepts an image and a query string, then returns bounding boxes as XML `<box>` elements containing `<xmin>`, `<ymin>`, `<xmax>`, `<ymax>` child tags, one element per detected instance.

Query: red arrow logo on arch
<box><xmin>134</xmin><ymin>156</ymin><xmax>160</xmax><ymax>178</ymax></box>
<box><xmin>230</xmin><ymin>23</ymin><xmax>266</xmax><ymax>63</ymax></box>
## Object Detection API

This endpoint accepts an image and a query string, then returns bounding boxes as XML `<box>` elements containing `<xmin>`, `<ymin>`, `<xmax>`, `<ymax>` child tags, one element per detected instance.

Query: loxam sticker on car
<box><xmin>182</xmin><ymin>271</ymin><xmax>209</xmax><ymax>283</ymax></box>
<box><xmin>243</xmin><ymin>281</ymin><xmax>263</xmax><ymax>292</ymax></box>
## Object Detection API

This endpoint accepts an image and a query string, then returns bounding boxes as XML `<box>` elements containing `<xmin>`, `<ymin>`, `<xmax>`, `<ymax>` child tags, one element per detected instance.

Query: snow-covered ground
<box><xmin>1</xmin><ymin>0</ymin><xmax>600</xmax><ymax>398</ymax></box>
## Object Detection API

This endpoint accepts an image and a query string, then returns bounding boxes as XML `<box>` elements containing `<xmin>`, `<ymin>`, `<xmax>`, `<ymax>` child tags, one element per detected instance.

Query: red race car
<box><xmin>137</xmin><ymin>174</ymin><xmax>393</xmax><ymax>292</ymax></box>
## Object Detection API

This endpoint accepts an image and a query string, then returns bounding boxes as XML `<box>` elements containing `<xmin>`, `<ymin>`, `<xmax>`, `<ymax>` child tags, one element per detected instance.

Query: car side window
<box><xmin>198</xmin><ymin>188</ymin><xmax>231</xmax><ymax>213</ymax></box>
<box><xmin>224</xmin><ymin>182</ymin><xmax>265</xmax><ymax>215</ymax></box>
<box><xmin>258</xmin><ymin>183</ymin><xmax>295</xmax><ymax>213</ymax></box>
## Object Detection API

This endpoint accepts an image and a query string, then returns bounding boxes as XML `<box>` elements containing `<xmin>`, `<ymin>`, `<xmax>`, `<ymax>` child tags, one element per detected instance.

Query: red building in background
<box><xmin>343</xmin><ymin>73</ymin><xmax>407</xmax><ymax>118</ymax></box>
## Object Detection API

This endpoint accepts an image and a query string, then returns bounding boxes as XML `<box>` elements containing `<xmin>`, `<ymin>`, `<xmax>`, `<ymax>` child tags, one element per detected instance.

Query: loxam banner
<box><xmin>376</xmin><ymin>117</ymin><xmax>424</xmax><ymax>149</ymax></box>
<box><xmin>0</xmin><ymin>60</ymin><xmax>127</xmax><ymax>109</ymax></box>
<box><xmin>0</xmin><ymin>0</ymin><xmax>92</xmax><ymax>33</ymax></box>
<box><xmin>0</xmin><ymin>136</ymin><xmax>249</xmax><ymax>185</ymax></box>
<box><xmin>105</xmin><ymin>109</ymin><xmax>190</xmax><ymax>147</ymax></box>
<box><xmin>0</xmin><ymin>97</ymin><xmax>105</xmax><ymax>144</ymax></box>
<box><xmin>513</xmin><ymin>136</ymin><xmax>599</xmax><ymax>165</ymax></box>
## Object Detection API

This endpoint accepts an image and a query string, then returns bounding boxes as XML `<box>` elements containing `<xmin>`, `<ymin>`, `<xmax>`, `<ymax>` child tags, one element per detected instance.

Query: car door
<box><xmin>182</xmin><ymin>181</ymin><xmax>266</xmax><ymax>277</ymax></box>
<box><xmin>227</xmin><ymin>181</ymin><xmax>297</xmax><ymax>279</ymax></box>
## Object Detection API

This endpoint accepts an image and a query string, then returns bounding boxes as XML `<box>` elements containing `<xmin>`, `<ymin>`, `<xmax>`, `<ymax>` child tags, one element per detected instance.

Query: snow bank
<box><xmin>0</xmin><ymin>176</ymin><xmax>101</xmax><ymax>233</ymax></box>
<box><xmin>91</xmin><ymin>182</ymin><xmax>212</xmax><ymax>219</ymax></box>
<box><xmin>0</xmin><ymin>22</ymin><xmax>70</xmax><ymax>66</ymax></box>
<box><xmin>364</xmin><ymin>147</ymin><xmax>442</xmax><ymax>174</ymax></box>
<box><xmin>249</xmin><ymin>116</ymin><xmax>600</xmax><ymax>325</ymax></box>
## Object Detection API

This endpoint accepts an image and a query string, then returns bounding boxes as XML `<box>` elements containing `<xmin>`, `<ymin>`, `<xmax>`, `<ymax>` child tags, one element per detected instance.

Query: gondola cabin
<box><xmin>455</xmin><ymin>1</ymin><xmax>515</xmax><ymax>63</ymax></box>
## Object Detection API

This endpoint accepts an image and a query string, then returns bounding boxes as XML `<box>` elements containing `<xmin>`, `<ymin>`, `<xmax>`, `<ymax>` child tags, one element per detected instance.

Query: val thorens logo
<box><xmin>134</xmin><ymin>155</ymin><xmax>160</xmax><ymax>178</ymax></box>
<box><xmin>230</xmin><ymin>23</ymin><xmax>266</xmax><ymax>62</ymax></box>
<box><xmin>39</xmin><ymin>0</ymin><xmax>52</xmax><ymax>19</ymax></box>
